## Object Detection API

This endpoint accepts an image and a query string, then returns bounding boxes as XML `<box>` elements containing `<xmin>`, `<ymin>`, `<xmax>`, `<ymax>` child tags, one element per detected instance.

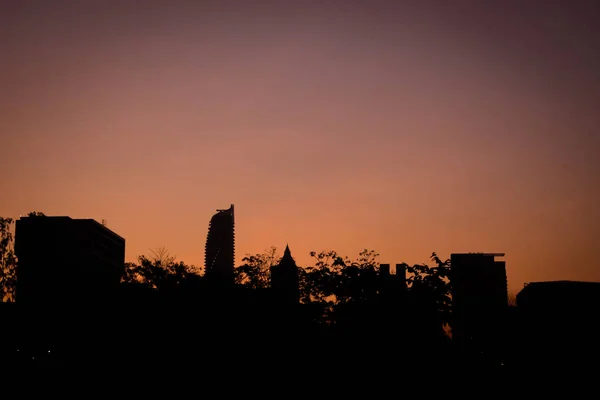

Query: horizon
<box><xmin>5</xmin><ymin>209</ymin><xmax>588</xmax><ymax>296</ymax></box>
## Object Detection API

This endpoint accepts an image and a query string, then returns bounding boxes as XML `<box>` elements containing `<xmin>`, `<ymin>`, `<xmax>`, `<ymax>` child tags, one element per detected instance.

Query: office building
<box><xmin>14</xmin><ymin>215</ymin><xmax>125</xmax><ymax>305</ymax></box>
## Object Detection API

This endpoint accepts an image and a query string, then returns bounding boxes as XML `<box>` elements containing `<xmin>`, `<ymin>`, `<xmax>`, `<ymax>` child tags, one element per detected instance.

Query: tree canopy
<box><xmin>232</xmin><ymin>246</ymin><xmax>452</xmax><ymax>340</ymax></box>
<box><xmin>122</xmin><ymin>246</ymin><xmax>201</xmax><ymax>293</ymax></box>
<box><xmin>233</xmin><ymin>246</ymin><xmax>280</xmax><ymax>289</ymax></box>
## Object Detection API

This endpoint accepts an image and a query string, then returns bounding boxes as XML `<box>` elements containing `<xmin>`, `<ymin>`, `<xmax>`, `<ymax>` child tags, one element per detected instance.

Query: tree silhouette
<box><xmin>122</xmin><ymin>247</ymin><xmax>201</xmax><ymax>292</ymax></box>
<box><xmin>234</xmin><ymin>246</ymin><xmax>280</xmax><ymax>289</ymax></box>
<box><xmin>147</xmin><ymin>246</ymin><xmax>176</xmax><ymax>266</ymax></box>
<box><xmin>294</xmin><ymin>249</ymin><xmax>382</xmax><ymax>328</ymax></box>
<box><xmin>337</xmin><ymin>249</ymin><xmax>381</xmax><ymax>304</ymax></box>
<box><xmin>301</xmin><ymin>249</ymin><xmax>380</xmax><ymax>305</ymax></box>
<box><xmin>301</xmin><ymin>250</ymin><xmax>344</xmax><ymax>304</ymax></box>
<box><xmin>0</xmin><ymin>217</ymin><xmax>17</xmax><ymax>302</ymax></box>
<box><xmin>401</xmin><ymin>252</ymin><xmax>452</xmax><ymax>341</ymax></box>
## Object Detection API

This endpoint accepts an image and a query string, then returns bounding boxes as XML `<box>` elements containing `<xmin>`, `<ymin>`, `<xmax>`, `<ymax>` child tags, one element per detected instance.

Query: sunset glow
<box><xmin>2</xmin><ymin>1</ymin><xmax>598</xmax><ymax>295</ymax></box>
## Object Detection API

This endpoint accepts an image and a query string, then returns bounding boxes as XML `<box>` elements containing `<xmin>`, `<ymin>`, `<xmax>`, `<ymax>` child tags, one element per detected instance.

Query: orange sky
<box><xmin>1</xmin><ymin>1</ymin><xmax>599</xmax><ymax>295</ymax></box>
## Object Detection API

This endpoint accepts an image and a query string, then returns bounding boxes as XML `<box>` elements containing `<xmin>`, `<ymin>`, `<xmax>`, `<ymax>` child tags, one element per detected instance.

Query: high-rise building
<box><xmin>14</xmin><ymin>215</ymin><xmax>125</xmax><ymax>305</ymax></box>
<box><xmin>204</xmin><ymin>204</ymin><xmax>235</xmax><ymax>283</ymax></box>
<box><xmin>450</xmin><ymin>253</ymin><xmax>508</xmax><ymax>354</ymax></box>
<box><xmin>270</xmin><ymin>245</ymin><xmax>299</xmax><ymax>304</ymax></box>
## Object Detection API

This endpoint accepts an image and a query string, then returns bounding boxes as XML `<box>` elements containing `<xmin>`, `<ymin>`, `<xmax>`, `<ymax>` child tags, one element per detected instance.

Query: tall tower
<box><xmin>204</xmin><ymin>204</ymin><xmax>235</xmax><ymax>283</ymax></box>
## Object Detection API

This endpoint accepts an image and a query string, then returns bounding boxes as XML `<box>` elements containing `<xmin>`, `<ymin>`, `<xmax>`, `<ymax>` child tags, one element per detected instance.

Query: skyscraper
<box><xmin>204</xmin><ymin>204</ymin><xmax>235</xmax><ymax>283</ymax></box>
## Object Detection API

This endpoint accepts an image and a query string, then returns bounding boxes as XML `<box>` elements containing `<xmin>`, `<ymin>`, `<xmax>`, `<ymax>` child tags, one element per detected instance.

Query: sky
<box><xmin>1</xmin><ymin>0</ymin><xmax>599</xmax><ymax>295</ymax></box>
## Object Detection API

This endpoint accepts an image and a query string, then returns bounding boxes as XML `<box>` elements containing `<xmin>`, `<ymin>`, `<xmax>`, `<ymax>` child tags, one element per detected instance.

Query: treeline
<box><xmin>1</xmin><ymin>214</ymin><xmax>452</xmax><ymax>341</ymax></box>
<box><xmin>120</xmin><ymin>246</ymin><xmax>452</xmax><ymax>346</ymax></box>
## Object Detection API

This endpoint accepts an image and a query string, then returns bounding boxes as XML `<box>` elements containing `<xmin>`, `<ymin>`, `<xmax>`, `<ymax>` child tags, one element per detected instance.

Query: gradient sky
<box><xmin>1</xmin><ymin>0</ymin><xmax>599</xmax><ymax>295</ymax></box>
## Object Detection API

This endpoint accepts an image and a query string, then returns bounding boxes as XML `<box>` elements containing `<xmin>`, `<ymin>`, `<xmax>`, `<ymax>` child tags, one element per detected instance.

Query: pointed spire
<box><xmin>279</xmin><ymin>243</ymin><xmax>296</xmax><ymax>267</ymax></box>
<box><xmin>279</xmin><ymin>244</ymin><xmax>296</xmax><ymax>267</ymax></box>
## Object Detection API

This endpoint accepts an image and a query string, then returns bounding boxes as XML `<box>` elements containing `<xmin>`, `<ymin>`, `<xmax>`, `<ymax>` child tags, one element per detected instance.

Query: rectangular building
<box><xmin>450</xmin><ymin>253</ymin><xmax>508</xmax><ymax>354</ymax></box>
<box><xmin>15</xmin><ymin>215</ymin><xmax>125</xmax><ymax>306</ymax></box>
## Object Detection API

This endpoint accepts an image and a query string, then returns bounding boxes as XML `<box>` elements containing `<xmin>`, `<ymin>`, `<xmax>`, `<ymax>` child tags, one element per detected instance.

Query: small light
<box><xmin>48</xmin><ymin>350</ymin><xmax>51</xmax><ymax>354</ymax></box>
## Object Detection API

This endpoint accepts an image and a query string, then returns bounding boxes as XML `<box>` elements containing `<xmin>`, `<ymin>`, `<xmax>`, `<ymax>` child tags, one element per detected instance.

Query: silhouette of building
<box><xmin>14</xmin><ymin>215</ymin><xmax>125</xmax><ymax>306</ymax></box>
<box><xmin>204</xmin><ymin>204</ymin><xmax>235</xmax><ymax>283</ymax></box>
<box><xmin>450</xmin><ymin>253</ymin><xmax>508</xmax><ymax>356</ymax></box>
<box><xmin>377</xmin><ymin>263</ymin><xmax>408</xmax><ymax>333</ymax></box>
<box><xmin>516</xmin><ymin>280</ymin><xmax>600</xmax><ymax>368</ymax></box>
<box><xmin>270</xmin><ymin>244</ymin><xmax>300</xmax><ymax>304</ymax></box>
<box><xmin>379</xmin><ymin>263</ymin><xmax>407</xmax><ymax>294</ymax></box>
<box><xmin>516</xmin><ymin>280</ymin><xmax>600</xmax><ymax>330</ymax></box>
<box><xmin>516</xmin><ymin>280</ymin><xmax>600</xmax><ymax>310</ymax></box>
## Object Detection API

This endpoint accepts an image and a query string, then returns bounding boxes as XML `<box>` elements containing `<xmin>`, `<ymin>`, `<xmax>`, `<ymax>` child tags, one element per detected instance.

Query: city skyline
<box><xmin>2</xmin><ymin>194</ymin><xmax>597</xmax><ymax>297</ymax></box>
<box><xmin>2</xmin><ymin>1</ymin><xmax>599</xmax><ymax>296</ymax></box>
<box><xmin>2</xmin><ymin>208</ymin><xmax>594</xmax><ymax>297</ymax></box>
<box><xmin>3</xmin><ymin>212</ymin><xmax>596</xmax><ymax>374</ymax></box>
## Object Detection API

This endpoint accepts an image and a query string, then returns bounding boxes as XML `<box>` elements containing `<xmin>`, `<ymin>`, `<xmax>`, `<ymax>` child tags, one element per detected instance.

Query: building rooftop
<box><xmin>18</xmin><ymin>215</ymin><xmax>125</xmax><ymax>241</ymax></box>
<box><xmin>451</xmin><ymin>252</ymin><xmax>505</xmax><ymax>257</ymax></box>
